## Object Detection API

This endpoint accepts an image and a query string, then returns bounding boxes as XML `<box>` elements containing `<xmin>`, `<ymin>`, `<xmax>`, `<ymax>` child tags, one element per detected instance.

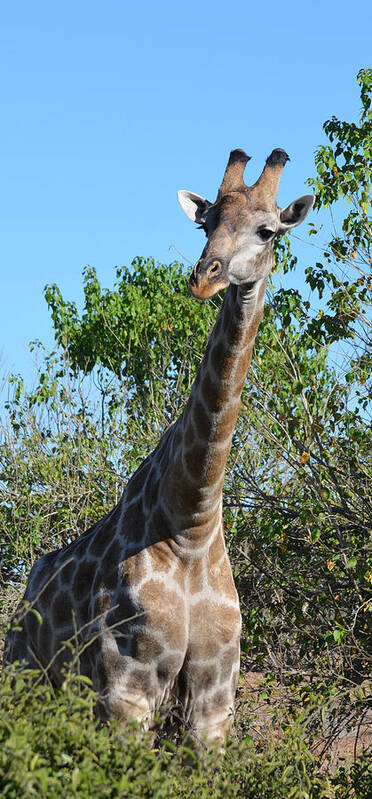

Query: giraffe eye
<box><xmin>257</xmin><ymin>228</ymin><xmax>274</xmax><ymax>241</ymax></box>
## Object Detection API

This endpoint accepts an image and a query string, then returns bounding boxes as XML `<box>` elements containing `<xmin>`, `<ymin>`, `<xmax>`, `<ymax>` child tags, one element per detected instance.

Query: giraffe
<box><xmin>4</xmin><ymin>148</ymin><xmax>313</xmax><ymax>749</ymax></box>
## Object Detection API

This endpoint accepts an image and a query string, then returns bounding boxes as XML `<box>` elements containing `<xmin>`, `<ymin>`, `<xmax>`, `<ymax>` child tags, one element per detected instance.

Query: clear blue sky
<box><xmin>1</xmin><ymin>1</ymin><xmax>371</xmax><ymax>385</ymax></box>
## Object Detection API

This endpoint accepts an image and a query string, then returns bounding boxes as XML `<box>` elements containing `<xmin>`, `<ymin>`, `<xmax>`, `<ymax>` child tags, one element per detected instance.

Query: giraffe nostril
<box><xmin>208</xmin><ymin>261</ymin><xmax>222</xmax><ymax>276</ymax></box>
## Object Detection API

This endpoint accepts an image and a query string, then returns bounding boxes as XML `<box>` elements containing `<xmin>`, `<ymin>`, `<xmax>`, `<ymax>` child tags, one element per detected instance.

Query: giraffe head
<box><xmin>178</xmin><ymin>148</ymin><xmax>314</xmax><ymax>299</ymax></box>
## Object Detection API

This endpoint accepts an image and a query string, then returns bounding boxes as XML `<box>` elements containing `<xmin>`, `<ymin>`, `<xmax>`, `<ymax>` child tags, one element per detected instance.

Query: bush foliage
<box><xmin>1</xmin><ymin>667</ymin><xmax>370</xmax><ymax>798</ymax></box>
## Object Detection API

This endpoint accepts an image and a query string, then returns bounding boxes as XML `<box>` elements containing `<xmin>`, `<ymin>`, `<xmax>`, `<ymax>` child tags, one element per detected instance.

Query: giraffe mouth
<box><xmin>189</xmin><ymin>272</ymin><xmax>229</xmax><ymax>300</ymax></box>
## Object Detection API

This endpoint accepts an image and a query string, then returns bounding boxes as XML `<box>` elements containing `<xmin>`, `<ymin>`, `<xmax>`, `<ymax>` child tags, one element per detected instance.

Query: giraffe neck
<box><xmin>163</xmin><ymin>276</ymin><xmax>268</xmax><ymax>531</ymax></box>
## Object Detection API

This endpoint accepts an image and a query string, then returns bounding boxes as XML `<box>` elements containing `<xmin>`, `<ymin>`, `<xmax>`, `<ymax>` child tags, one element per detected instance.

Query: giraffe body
<box><xmin>5</xmin><ymin>149</ymin><xmax>313</xmax><ymax>748</ymax></box>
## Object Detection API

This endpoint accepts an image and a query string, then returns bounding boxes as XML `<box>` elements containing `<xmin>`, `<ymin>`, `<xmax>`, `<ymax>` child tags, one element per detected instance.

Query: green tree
<box><xmin>44</xmin><ymin>258</ymin><xmax>221</xmax><ymax>423</ymax></box>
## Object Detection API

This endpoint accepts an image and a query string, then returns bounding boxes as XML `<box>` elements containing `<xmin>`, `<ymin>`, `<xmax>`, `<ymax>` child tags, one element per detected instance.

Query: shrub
<box><xmin>1</xmin><ymin>666</ymin><xmax>366</xmax><ymax>798</ymax></box>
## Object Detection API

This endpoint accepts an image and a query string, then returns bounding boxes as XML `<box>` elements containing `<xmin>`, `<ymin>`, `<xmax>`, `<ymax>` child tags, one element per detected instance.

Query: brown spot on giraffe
<box><xmin>52</xmin><ymin>591</ymin><xmax>73</xmax><ymax>626</ymax></box>
<box><xmin>157</xmin><ymin>654</ymin><xmax>182</xmax><ymax>684</ymax></box>
<box><xmin>139</xmin><ymin>581</ymin><xmax>187</xmax><ymax>651</ymax></box>
<box><xmin>73</xmin><ymin>562</ymin><xmax>94</xmax><ymax>601</ymax></box>
<box><xmin>136</xmin><ymin>631</ymin><xmax>164</xmax><ymax>662</ymax></box>
<box><xmin>89</xmin><ymin>527</ymin><xmax>111</xmax><ymax>557</ymax></box>
<box><xmin>4</xmin><ymin>148</ymin><xmax>313</xmax><ymax>750</ymax></box>
<box><xmin>37</xmin><ymin>617</ymin><xmax>52</xmax><ymax>659</ymax></box>
<box><xmin>220</xmin><ymin>643</ymin><xmax>240</xmax><ymax>681</ymax></box>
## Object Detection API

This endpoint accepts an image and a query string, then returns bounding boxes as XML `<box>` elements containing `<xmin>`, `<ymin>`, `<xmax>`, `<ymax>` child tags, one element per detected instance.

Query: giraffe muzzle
<box><xmin>189</xmin><ymin>260</ymin><xmax>229</xmax><ymax>300</ymax></box>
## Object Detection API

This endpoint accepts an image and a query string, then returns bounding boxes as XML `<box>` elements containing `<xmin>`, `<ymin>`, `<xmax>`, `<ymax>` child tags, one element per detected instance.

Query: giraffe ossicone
<box><xmin>5</xmin><ymin>148</ymin><xmax>313</xmax><ymax>750</ymax></box>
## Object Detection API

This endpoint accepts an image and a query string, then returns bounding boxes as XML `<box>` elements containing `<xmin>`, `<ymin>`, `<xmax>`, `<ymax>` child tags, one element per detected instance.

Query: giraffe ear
<box><xmin>177</xmin><ymin>190</ymin><xmax>212</xmax><ymax>224</ymax></box>
<box><xmin>278</xmin><ymin>194</ymin><xmax>314</xmax><ymax>232</ymax></box>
